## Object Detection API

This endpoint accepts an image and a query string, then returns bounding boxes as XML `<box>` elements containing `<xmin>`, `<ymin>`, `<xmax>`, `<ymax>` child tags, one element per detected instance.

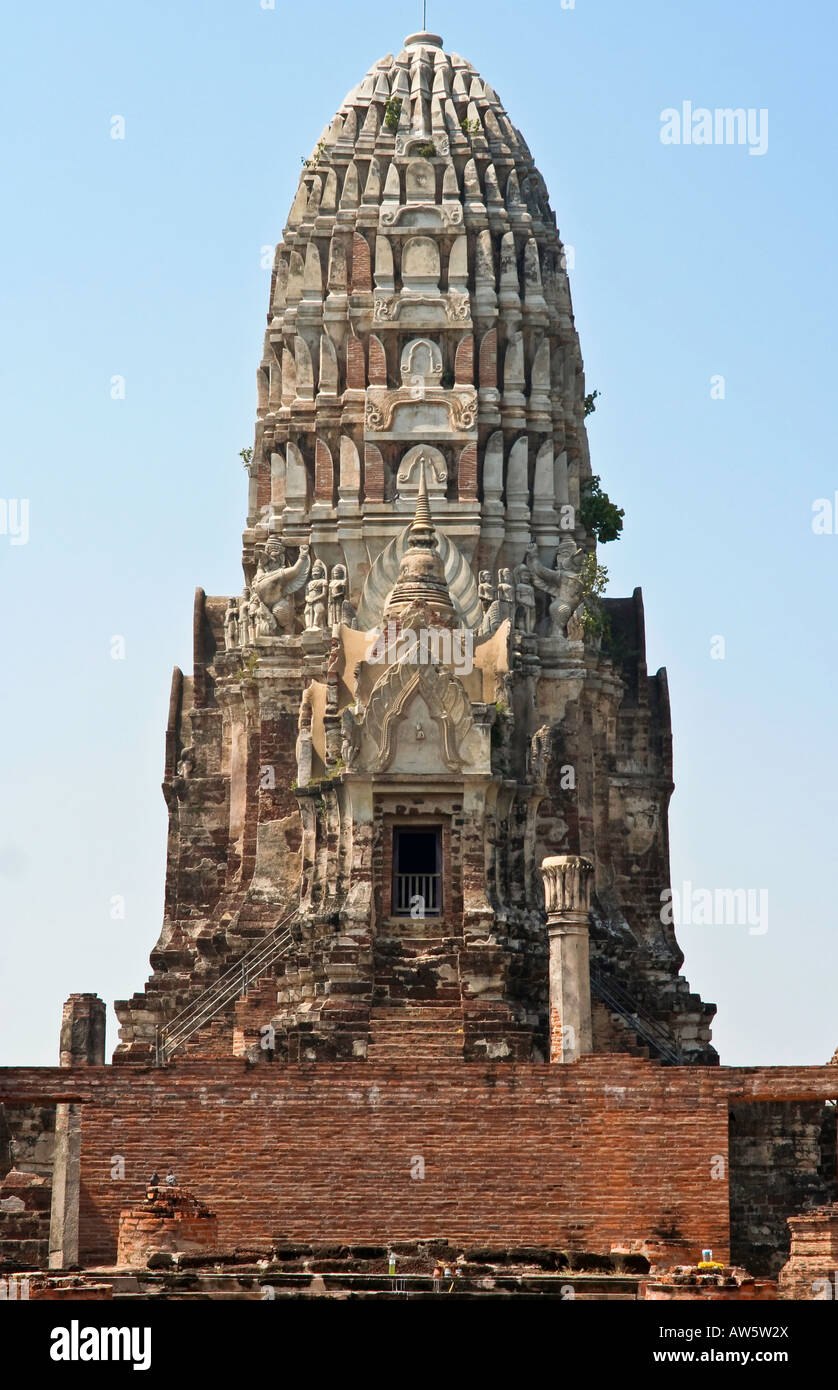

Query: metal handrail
<box><xmin>589</xmin><ymin>965</ymin><xmax>683</xmax><ymax>1065</ymax></box>
<box><xmin>155</xmin><ymin>910</ymin><xmax>297</xmax><ymax>1064</ymax></box>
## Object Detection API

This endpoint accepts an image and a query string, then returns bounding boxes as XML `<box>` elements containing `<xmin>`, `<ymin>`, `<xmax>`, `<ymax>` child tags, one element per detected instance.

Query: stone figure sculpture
<box><xmin>253</xmin><ymin>539</ymin><xmax>311</xmax><ymax>635</ymax></box>
<box><xmin>304</xmin><ymin>560</ymin><xmax>328</xmax><ymax>632</ymax></box>
<box><xmin>478</xmin><ymin>570</ymin><xmax>494</xmax><ymax>620</ymax></box>
<box><xmin>238</xmin><ymin>592</ymin><xmax>253</xmax><ymax>647</ymax></box>
<box><xmin>328</xmin><ymin>564</ymin><xmax>348</xmax><ymax>629</ymax></box>
<box><xmin>513</xmin><ymin>563</ymin><xmax>536</xmax><ymax>635</ymax></box>
<box><xmin>479</xmin><ymin>568</ymin><xmax>516</xmax><ymax>637</ymax></box>
<box><xmin>529</xmin><ymin>724</ymin><xmax>552</xmax><ymax>784</ymax></box>
<box><xmin>223</xmin><ymin>599</ymin><xmax>240</xmax><ymax>651</ymax></box>
<box><xmin>249</xmin><ymin>586</ymin><xmax>270</xmax><ymax>640</ymax></box>
<box><xmin>525</xmin><ymin>539</ymin><xmax>584</xmax><ymax>638</ymax></box>
<box><xmin>340</xmin><ymin>705</ymin><xmax>362</xmax><ymax>768</ymax></box>
<box><xmin>497</xmin><ymin>569</ymin><xmax>516</xmax><ymax>624</ymax></box>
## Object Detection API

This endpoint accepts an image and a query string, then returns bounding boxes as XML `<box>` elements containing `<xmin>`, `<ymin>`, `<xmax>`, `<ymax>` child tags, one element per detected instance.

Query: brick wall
<box><xmin>0</xmin><ymin>1059</ymin><xmax>730</xmax><ymax>1267</ymax></box>
<box><xmin>3</xmin><ymin>1062</ymin><xmax>836</xmax><ymax>1272</ymax></box>
<box><xmin>730</xmin><ymin>1101</ymin><xmax>837</xmax><ymax>1275</ymax></box>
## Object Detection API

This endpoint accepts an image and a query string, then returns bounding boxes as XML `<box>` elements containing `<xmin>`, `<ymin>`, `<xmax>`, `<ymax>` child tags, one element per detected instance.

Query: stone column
<box><xmin>50</xmin><ymin>994</ymin><xmax>106</xmax><ymax>1269</ymax></box>
<box><xmin>59</xmin><ymin>993</ymin><xmax>106</xmax><ymax>1068</ymax></box>
<box><xmin>541</xmin><ymin>855</ymin><xmax>594</xmax><ymax>1063</ymax></box>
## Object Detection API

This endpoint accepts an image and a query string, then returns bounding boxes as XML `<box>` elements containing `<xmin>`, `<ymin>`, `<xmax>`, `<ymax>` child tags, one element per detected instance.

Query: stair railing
<box><xmin>155</xmin><ymin>910</ymin><xmax>297</xmax><ymax>1064</ymax></box>
<box><xmin>589</xmin><ymin>965</ymin><xmax>684</xmax><ymax>1065</ymax></box>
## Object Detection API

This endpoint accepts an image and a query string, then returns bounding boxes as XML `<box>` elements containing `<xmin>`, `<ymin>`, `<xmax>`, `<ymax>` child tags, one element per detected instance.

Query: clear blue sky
<box><xmin>1</xmin><ymin>0</ymin><xmax>836</xmax><ymax>1066</ymax></box>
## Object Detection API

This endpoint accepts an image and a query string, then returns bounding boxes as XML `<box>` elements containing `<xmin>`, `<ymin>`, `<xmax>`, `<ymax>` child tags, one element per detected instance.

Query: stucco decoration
<box><xmin>356</xmin><ymin>524</ymin><xmax>481</xmax><ymax>629</ymax></box>
<box><xmin>362</xmin><ymin>658</ymin><xmax>475</xmax><ymax>772</ymax></box>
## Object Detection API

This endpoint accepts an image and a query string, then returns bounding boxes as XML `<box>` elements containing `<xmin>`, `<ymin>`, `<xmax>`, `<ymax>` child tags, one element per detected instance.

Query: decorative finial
<box><xmin>404</xmin><ymin>28</ymin><xmax>443</xmax><ymax>49</ymax></box>
<box><xmin>382</xmin><ymin>456</ymin><xmax>455</xmax><ymax>623</ymax></box>
<box><xmin>410</xmin><ymin>456</ymin><xmax>434</xmax><ymax>538</ymax></box>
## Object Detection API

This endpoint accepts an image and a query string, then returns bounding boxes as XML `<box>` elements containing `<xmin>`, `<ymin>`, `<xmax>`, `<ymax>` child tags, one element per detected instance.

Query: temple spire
<box><xmin>409</xmin><ymin>457</ymin><xmax>434</xmax><ymax>544</ymax></box>
<box><xmin>383</xmin><ymin>457</ymin><xmax>456</xmax><ymax>624</ymax></box>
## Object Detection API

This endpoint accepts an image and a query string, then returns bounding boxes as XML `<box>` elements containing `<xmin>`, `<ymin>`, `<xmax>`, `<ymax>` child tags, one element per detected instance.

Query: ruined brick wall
<box><xmin>0</xmin><ymin>1103</ymin><xmax>55</xmax><ymax>1178</ymax></box>
<box><xmin>729</xmin><ymin>1101</ymin><xmax>838</xmax><ymax>1276</ymax></box>
<box><xmin>0</xmin><ymin>1104</ymin><xmax>55</xmax><ymax>1271</ymax></box>
<box><xmin>0</xmin><ymin>1059</ymin><xmax>731</xmax><ymax>1267</ymax></box>
<box><xmin>4</xmin><ymin>1061</ymin><xmax>837</xmax><ymax>1272</ymax></box>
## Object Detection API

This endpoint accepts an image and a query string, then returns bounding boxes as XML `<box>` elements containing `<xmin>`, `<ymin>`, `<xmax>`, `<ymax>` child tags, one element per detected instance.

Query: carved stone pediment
<box><xmin>396</xmin><ymin>445</ymin><xmax>447</xmax><ymax>501</ymax></box>
<box><xmin>379</xmin><ymin>201</ymin><xmax>461</xmax><ymax>229</ymax></box>
<box><xmin>394</xmin><ymin>133</ymin><xmax>451</xmax><ymax>158</ymax></box>
<box><xmin>372</xmin><ymin>292</ymin><xmax>471</xmax><ymax>326</ymax></box>
<box><xmin>362</xmin><ymin>659</ymin><xmax>474</xmax><ymax>773</ymax></box>
<box><xmin>365</xmin><ymin>385</ymin><xmax>477</xmax><ymax>437</ymax></box>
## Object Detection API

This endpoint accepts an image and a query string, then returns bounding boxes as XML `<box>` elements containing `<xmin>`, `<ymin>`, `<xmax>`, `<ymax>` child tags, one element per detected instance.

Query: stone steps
<box><xmin>367</xmin><ymin>1044</ymin><xmax>463</xmax><ymax>1061</ymax></box>
<box><xmin>367</xmin><ymin>995</ymin><xmax>465</xmax><ymax>1060</ymax></box>
<box><xmin>369</xmin><ymin>1011</ymin><xmax>461</xmax><ymax>1023</ymax></box>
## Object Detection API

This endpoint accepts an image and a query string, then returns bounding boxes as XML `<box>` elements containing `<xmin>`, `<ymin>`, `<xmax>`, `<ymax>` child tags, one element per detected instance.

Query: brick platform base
<box><xmin>1</xmin><ymin>1058</ymin><xmax>837</xmax><ymax>1272</ymax></box>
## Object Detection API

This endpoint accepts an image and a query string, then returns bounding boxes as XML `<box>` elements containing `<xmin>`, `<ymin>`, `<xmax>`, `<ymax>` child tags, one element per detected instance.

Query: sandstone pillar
<box><xmin>49</xmin><ymin>994</ymin><xmax>105</xmax><ymax>1269</ymax></box>
<box><xmin>59</xmin><ymin>992</ymin><xmax>106</xmax><ymax>1068</ymax></box>
<box><xmin>541</xmin><ymin>855</ymin><xmax>594</xmax><ymax>1062</ymax></box>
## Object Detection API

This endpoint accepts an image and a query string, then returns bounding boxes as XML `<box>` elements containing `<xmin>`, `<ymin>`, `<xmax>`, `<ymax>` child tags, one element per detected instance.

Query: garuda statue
<box><xmin>525</xmin><ymin>539</ymin><xmax>584</xmax><ymax>639</ymax></box>
<box><xmin>253</xmin><ymin>539</ymin><xmax>311</xmax><ymax>635</ymax></box>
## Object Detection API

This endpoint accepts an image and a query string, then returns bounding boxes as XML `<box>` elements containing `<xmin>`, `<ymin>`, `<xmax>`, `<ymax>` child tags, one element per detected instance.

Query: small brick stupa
<box><xmin>778</xmin><ymin>1204</ymin><xmax>838</xmax><ymax>1300</ymax></box>
<box><xmin>117</xmin><ymin>1186</ymin><xmax>219</xmax><ymax>1270</ymax></box>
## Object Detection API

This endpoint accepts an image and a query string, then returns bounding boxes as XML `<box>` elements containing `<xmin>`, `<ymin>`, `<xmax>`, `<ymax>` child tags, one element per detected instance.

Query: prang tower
<box><xmin>114</xmin><ymin>32</ymin><xmax>715</xmax><ymax>1068</ymax></box>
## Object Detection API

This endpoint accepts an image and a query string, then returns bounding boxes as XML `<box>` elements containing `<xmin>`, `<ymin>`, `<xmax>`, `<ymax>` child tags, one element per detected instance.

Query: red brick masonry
<box><xmin>644</xmin><ymin>1265</ymin><xmax>777</xmax><ymax>1300</ymax></box>
<box><xmin>1</xmin><ymin>1059</ymin><xmax>836</xmax><ymax>1268</ymax></box>
<box><xmin>778</xmin><ymin>1204</ymin><xmax>838</xmax><ymax>1299</ymax></box>
<box><xmin>117</xmin><ymin>1186</ymin><xmax>219</xmax><ymax>1268</ymax></box>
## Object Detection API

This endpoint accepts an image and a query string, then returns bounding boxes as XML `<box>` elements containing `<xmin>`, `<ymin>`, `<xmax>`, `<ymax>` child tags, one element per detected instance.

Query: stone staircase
<box><xmin>367</xmin><ymin>1005</ymin><xmax>464</xmax><ymax>1063</ymax></box>
<box><xmin>373</xmin><ymin>934</ymin><xmax>461</xmax><ymax>1001</ymax></box>
<box><xmin>369</xmin><ymin>934</ymin><xmax>464</xmax><ymax>1063</ymax></box>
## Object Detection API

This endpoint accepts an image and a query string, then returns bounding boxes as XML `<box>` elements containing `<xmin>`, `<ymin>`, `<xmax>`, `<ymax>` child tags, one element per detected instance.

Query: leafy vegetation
<box><xmin>580</xmin><ymin>475</ymin><xmax>624</xmax><ymax>544</ymax></box>
<box><xmin>301</xmin><ymin>138</ymin><xmax>327</xmax><ymax>169</ymax></box>
<box><xmin>577</xmin><ymin>552</ymin><xmax>611</xmax><ymax>643</ymax></box>
<box><xmin>236</xmin><ymin>651</ymin><xmax>259</xmax><ymax>681</ymax></box>
<box><xmin>384</xmin><ymin>97</ymin><xmax>403</xmax><ymax>130</ymax></box>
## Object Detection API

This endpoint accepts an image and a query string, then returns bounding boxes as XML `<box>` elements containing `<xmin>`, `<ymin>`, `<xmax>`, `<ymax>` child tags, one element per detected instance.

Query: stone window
<box><xmin>392</xmin><ymin>827</ymin><xmax>442</xmax><ymax>917</ymax></box>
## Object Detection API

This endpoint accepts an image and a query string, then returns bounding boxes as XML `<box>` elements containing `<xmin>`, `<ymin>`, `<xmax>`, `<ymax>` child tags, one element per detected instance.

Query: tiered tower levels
<box><xmin>113</xmin><ymin>33</ymin><xmax>716</xmax><ymax>1069</ymax></box>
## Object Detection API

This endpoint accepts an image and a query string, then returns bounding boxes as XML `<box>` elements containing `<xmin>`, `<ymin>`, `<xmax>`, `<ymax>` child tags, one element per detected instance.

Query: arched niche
<box><xmin>405</xmin><ymin>158</ymin><xmax>436</xmax><ymax>203</ymax></box>
<box><xmin>396</xmin><ymin>444</ymin><xmax>447</xmax><ymax>501</ymax></box>
<box><xmin>402</xmin><ymin>236</ymin><xmax>441</xmax><ymax>294</ymax></box>
<box><xmin>399</xmin><ymin>337</ymin><xmax>443</xmax><ymax>388</ymax></box>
